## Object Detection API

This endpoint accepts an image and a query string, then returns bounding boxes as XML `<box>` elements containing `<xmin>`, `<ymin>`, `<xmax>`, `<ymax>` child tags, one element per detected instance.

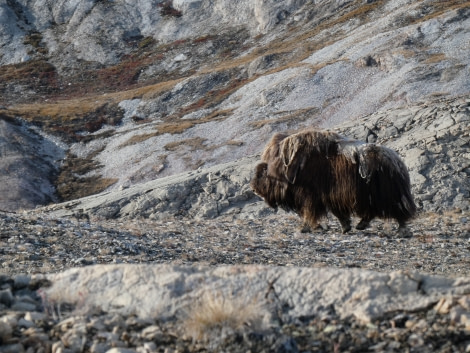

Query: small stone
<box><xmin>97</xmin><ymin>331</ymin><xmax>119</xmax><ymax>342</ymax></box>
<box><xmin>369</xmin><ymin>341</ymin><xmax>387</xmax><ymax>351</ymax></box>
<box><xmin>449</xmin><ymin>306</ymin><xmax>465</xmax><ymax>324</ymax></box>
<box><xmin>0</xmin><ymin>343</ymin><xmax>25</xmax><ymax>353</ymax></box>
<box><xmin>105</xmin><ymin>348</ymin><xmax>137</xmax><ymax>353</ymax></box>
<box><xmin>323</xmin><ymin>324</ymin><xmax>337</xmax><ymax>333</ymax></box>
<box><xmin>141</xmin><ymin>325</ymin><xmax>164</xmax><ymax>340</ymax></box>
<box><xmin>0</xmin><ymin>289</ymin><xmax>14</xmax><ymax>306</ymax></box>
<box><xmin>408</xmin><ymin>333</ymin><xmax>424</xmax><ymax>347</ymax></box>
<box><xmin>143</xmin><ymin>342</ymin><xmax>157</xmax><ymax>352</ymax></box>
<box><xmin>18</xmin><ymin>318</ymin><xmax>36</xmax><ymax>329</ymax></box>
<box><xmin>458</xmin><ymin>295</ymin><xmax>470</xmax><ymax>310</ymax></box>
<box><xmin>12</xmin><ymin>301</ymin><xmax>37</xmax><ymax>312</ymax></box>
<box><xmin>104</xmin><ymin>314</ymin><xmax>125</xmax><ymax>329</ymax></box>
<box><xmin>1</xmin><ymin>314</ymin><xmax>18</xmax><ymax>328</ymax></box>
<box><xmin>173</xmin><ymin>53</ymin><xmax>188</xmax><ymax>62</ymax></box>
<box><xmin>88</xmin><ymin>317</ymin><xmax>106</xmax><ymax>331</ymax></box>
<box><xmin>13</xmin><ymin>275</ymin><xmax>30</xmax><ymax>289</ymax></box>
<box><xmin>0</xmin><ymin>321</ymin><xmax>13</xmax><ymax>340</ymax></box>
<box><xmin>22</xmin><ymin>327</ymin><xmax>49</xmax><ymax>342</ymax></box>
<box><xmin>434</xmin><ymin>297</ymin><xmax>454</xmax><ymax>314</ymax></box>
<box><xmin>405</xmin><ymin>319</ymin><xmax>416</xmax><ymax>329</ymax></box>
<box><xmin>0</xmin><ymin>274</ymin><xmax>11</xmax><ymax>286</ymax></box>
<box><xmin>24</xmin><ymin>311</ymin><xmax>47</xmax><ymax>322</ymax></box>
<box><xmin>61</xmin><ymin>330</ymin><xmax>86</xmax><ymax>353</ymax></box>
<box><xmin>52</xmin><ymin>341</ymin><xmax>65</xmax><ymax>353</ymax></box>
<box><xmin>387</xmin><ymin>341</ymin><xmax>401</xmax><ymax>350</ymax></box>
<box><xmin>459</xmin><ymin>312</ymin><xmax>470</xmax><ymax>329</ymax></box>
<box><xmin>90</xmin><ymin>342</ymin><xmax>108</xmax><ymax>353</ymax></box>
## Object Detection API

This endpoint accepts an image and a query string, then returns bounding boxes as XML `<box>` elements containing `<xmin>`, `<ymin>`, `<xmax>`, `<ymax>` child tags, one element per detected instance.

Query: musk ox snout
<box><xmin>251</xmin><ymin>129</ymin><xmax>417</xmax><ymax>235</ymax></box>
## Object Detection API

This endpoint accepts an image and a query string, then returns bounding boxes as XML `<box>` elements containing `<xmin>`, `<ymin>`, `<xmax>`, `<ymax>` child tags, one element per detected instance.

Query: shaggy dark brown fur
<box><xmin>251</xmin><ymin>129</ymin><xmax>417</xmax><ymax>234</ymax></box>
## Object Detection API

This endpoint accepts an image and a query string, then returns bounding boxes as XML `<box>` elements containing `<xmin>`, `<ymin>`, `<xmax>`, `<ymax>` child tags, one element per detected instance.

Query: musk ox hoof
<box><xmin>356</xmin><ymin>219</ymin><xmax>371</xmax><ymax>230</ymax></box>
<box><xmin>338</xmin><ymin>219</ymin><xmax>351</xmax><ymax>234</ymax></box>
<box><xmin>397</xmin><ymin>226</ymin><xmax>413</xmax><ymax>238</ymax></box>
<box><xmin>300</xmin><ymin>222</ymin><xmax>324</xmax><ymax>233</ymax></box>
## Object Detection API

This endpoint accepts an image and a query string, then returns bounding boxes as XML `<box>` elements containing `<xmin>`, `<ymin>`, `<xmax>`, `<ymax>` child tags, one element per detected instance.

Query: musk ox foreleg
<box><xmin>329</xmin><ymin>209</ymin><xmax>352</xmax><ymax>234</ymax></box>
<box><xmin>287</xmin><ymin>192</ymin><xmax>326</xmax><ymax>233</ymax></box>
<box><xmin>299</xmin><ymin>222</ymin><xmax>325</xmax><ymax>233</ymax></box>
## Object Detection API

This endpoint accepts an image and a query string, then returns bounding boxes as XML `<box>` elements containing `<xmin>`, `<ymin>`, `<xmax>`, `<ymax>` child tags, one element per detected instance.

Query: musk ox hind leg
<box><xmin>397</xmin><ymin>220</ymin><xmax>413</xmax><ymax>238</ymax></box>
<box><xmin>356</xmin><ymin>216</ymin><xmax>373</xmax><ymax>230</ymax></box>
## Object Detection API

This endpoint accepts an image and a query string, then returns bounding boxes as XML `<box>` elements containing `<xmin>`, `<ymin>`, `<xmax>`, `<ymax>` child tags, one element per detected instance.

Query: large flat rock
<box><xmin>45</xmin><ymin>264</ymin><xmax>470</xmax><ymax>325</ymax></box>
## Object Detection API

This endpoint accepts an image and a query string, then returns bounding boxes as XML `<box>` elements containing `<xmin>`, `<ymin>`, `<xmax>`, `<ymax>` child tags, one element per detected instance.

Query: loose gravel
<box><xmin>1</xmin><ymin>209</ymin><xmax>469</xmax><ymax>352</ymax></box>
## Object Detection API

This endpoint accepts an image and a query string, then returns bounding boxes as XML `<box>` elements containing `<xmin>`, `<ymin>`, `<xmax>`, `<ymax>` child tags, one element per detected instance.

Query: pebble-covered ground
<box><xmin>1</xmin><ymin>209</ymin><xmax>469</xmax><ymax>352</ymax></box>
<box><xmin>1</xmin><ymin>210</ymin><xmax>469</xmax><ymax>276</ymax></box>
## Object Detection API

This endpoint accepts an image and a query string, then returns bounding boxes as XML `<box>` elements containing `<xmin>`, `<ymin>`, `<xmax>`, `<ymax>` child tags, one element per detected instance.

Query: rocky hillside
<box><xmin>0</xmin><ymin>0</ymin><xmax>469</xmax><ymax>211</ymax></box>
<box><xmin>1</xmin><ymin>2</ymin><xmax>470</xmax><ymax>351</ymax></box>
<box><xmin>37</xmin><ymin>95</ymin><xmax>469</xmax><ymax>223</ymax></box>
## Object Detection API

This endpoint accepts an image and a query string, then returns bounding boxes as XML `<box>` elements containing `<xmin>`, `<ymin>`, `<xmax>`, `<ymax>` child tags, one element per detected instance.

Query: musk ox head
<box><xmin>251</xmin><ymin>128</ymin><xmax>416</xmax><ymax>235</ymax></box>
<box><xmin>250</xmin><ymin>162</ymin><xmax>287</xmax><ymax>210</ymax></box>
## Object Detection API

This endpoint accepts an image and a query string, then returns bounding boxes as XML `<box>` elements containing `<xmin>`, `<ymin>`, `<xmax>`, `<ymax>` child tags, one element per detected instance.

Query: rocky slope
<box><xmin>0</xmin><ymin>0</ymin><xmax>469</xmax><ymax>210</ymax></box>
<box><xmin>0</xmin><ymin>1</ymin><xmax>469</xmax><ymax>352</ymax></box>
<box><xmin>39</xmin><ymin>95</ymin><xmax>469</xmax><ymax>222</ymax></box>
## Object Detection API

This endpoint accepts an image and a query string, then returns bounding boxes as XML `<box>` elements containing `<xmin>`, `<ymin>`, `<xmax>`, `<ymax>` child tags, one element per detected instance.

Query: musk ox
<box><xmin>250</xmin><ymin>129</ymin><xmax>416</xmax><ymax>234</ymax></box>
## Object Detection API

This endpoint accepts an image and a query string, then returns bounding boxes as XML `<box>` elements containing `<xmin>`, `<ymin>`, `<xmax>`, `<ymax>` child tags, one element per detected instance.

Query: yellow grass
<box><xmin>7</xmin><ymin>0</ymin><xmax>391</xmax><ymax>125</ymax></box>
<box><xmin>183</xmin><ymin>290</ymin><xmax>264</xmax><ymax>341</ymax></box>
<box><xmin>120</xmin><ymin>108</ymin><xmax>235</xmax><ymax>147</ymax></box>
<box><xmin>425</xmin><ymin>53</ymin><xmax>446</xmax><ymax>64</ymax></box>
<box><xmin>164</xmin><ymin>137</ymin><xmax>208</xmax><ymax>151</ymax></box>
<box><xmin>406</xmin><ymin>1</ymin><xmax>470</xmax><ymax>25</ymax></box>
<box><xmin>199</xmin><ymin>0</ymin><xmax>386</xmax><ymax>76</ymax></box>
<box><xmin>250</xmin><ymin>107</ymin><xmax>320</xmax><ymax>128</ymax></box>
<box><xmin>10</xmin><ymin>78</ymin><xmax>184</xmax><ymax>120</ymax></box>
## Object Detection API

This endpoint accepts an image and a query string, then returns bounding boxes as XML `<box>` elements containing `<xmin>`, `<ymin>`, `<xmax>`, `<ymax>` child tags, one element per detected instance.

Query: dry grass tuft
<box><xmin>157</xmin><ymin>120</ymin><xmax>196</xmax><ymax>135</ymax></box>
<box><xmin>250</xmin><ymin>107</ymin><xmax>320</xmax><ymax>128</ymax></box>
<box><xmin>119</xmin><ymin>132</ymin><xmax>160</xmax><ymax>148</ymax></box>
<box><xmin>164</xmin><ymin>137</ymin><xmax>208</xmax><ymax>151</ymax></box>
<box><xmin>183</xmin><ymin>290</ymin><xmax>265</xmax><ymax>341</ymax></box>
<box><xmin>425</xmin><ymin>53</ymin><xmax>446</xmax><ymax>64</ymax></box>
<box><xmin>120</xmin><ymin>108</ymin><xmax>234</xmax><ymax>147</ymax></box>
<box><xmin>405</xmin><ymin>1</ymin><xmax>470</xmax><ymax>26</ymax></box>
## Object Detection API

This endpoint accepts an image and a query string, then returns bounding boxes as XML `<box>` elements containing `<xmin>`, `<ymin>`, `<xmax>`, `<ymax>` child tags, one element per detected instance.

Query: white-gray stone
<box><xmin>45</xmin><ymin>264</ymin><xmax>470</xmax><ymax>325</ymax></box>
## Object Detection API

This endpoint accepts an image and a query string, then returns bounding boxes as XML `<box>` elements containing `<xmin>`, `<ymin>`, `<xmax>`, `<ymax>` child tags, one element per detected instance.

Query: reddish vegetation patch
<box><xmin>0</xmin><ymin>60</ymin><xmax>60</xmax><ymax>100</ymax></box>
<box><xmin>55</xmin><ymin>152</ymin><xmax>118</xmax><ymax>201</ymax></box>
